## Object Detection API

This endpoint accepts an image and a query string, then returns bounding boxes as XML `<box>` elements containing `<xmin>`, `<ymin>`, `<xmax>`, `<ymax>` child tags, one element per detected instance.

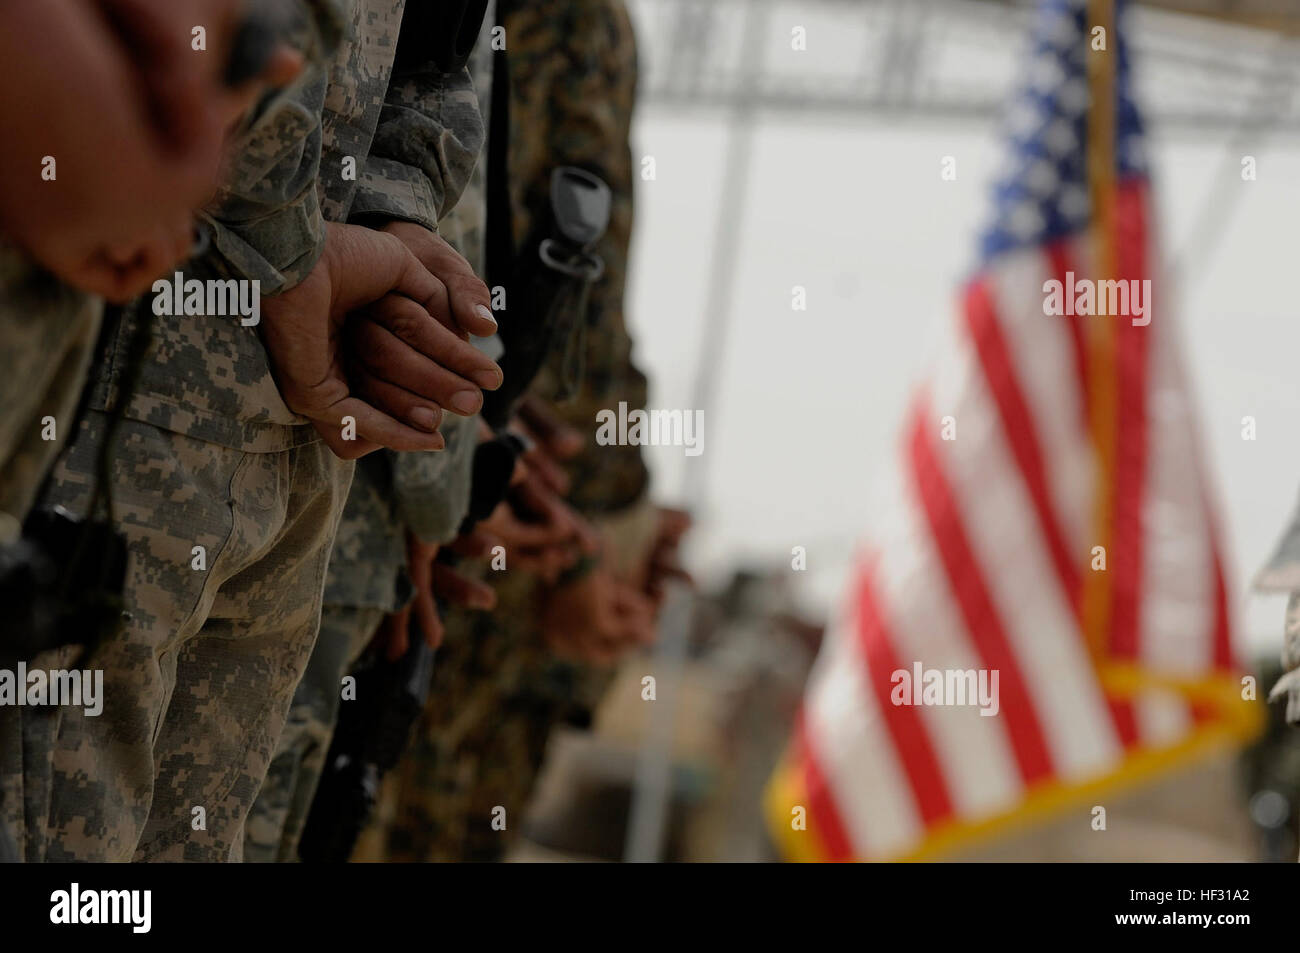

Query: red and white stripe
<box><xmin>791</xmin><ymin>181</ymin><xmax>1241</xmax><ymax>860</ymax></box>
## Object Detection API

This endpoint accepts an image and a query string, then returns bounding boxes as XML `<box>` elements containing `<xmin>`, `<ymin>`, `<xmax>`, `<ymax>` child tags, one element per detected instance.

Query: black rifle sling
<box><xmin>485</xmin><ymin>0</ymin><xmax>514</xmax><ymax>292</ymax></box>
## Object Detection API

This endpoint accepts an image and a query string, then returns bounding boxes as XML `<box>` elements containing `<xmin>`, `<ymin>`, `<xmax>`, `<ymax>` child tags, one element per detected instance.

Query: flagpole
<box><xmin>1082</xmin><ymin>0</ymin><xmax>1118</xmax><ymax>663</ymax></box>
<box><xmin>622</xmin><ymin>0</ymin><xmax>774</xmax><ymax>864</ymax></box>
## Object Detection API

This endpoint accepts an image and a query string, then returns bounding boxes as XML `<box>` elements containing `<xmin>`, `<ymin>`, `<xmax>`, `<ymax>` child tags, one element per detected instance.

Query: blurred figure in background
<box><xmin>242</xmin><ymin>0</ymin><xmax>496</xmax><ymax>863</ymax></box>
<box><xmin>359</xmin><ymin>0</ymin><xmax>679</xmax><ymax>862</ymax></box>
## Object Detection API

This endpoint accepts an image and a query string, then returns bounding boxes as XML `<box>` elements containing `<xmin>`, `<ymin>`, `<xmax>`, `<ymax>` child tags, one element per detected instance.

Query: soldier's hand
<box><xmin>0</xmin><ymin>0</ymin><xmax>301</xmax><ymax>300</ymax></box>
<box><xmin>98</xmin><ymin>0</ymin><xmax>303</xmax><ymax>152</ymax></box>
<box><xmin>431</xmin><ymin>561</ymin><xmax>496</xmax><ymax>612</ymax></box>
<box><xmin>378</xmin><ymin>533</ymin><xmax>444</xmax><ymax>660</ymax></box>
<box><xmin>347</xmin><ymin>293</ymin><xmax>504</xmax><ymax>424</ymax></box>
<box><xmin>512</xmin><ymin>398</ymin><xmax>585</xmax><ymax>496</ymax></box>
<box><xmin>260</xmin><ymin>223</ymin><xmax>502</xmax><ymax>459</ymax></box>
<box><xmin>641</xmin><ymin>507</ymin><xmax>693</xmax><ymax>605</ymax></box>
<box><xmin>377</xmin><ymin>542</ymin><xmax>496</xmax><ymax>661</ymax></box>
<box><xmin>540</xmin><ymin>566</ymin><xmax>656</xmax><ymax>663</ymax></box>
<box><xmin>473</xmin><ymin>501</ymin><xmax>570</xmax><ymax>582</ymax></box>
<box><xmin>379</xmin><ymin>221</ymin><xmax>498</xmax><ymax>339</ymax></box>
<box><xmin>473</xmin><ymin>468</ymin><xmax>596</xmax><ymax>583</ymax></box>
<box><xmin>511</xmin><ymin>466</ymin><xmax>600</xmax><ymax>559</ymax></box>
<box><xmin>65</xmin><ymin>0</ymin><xmax>304</xmax><ymax>299</ymax></box>
<box><xmin>518</xmin><ymin>397</ymin><xmax>585</xmax><ymax>458</ymax></box>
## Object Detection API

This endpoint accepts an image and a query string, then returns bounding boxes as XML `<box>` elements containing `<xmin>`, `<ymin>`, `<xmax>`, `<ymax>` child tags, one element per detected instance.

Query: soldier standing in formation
<box><xmin>0</xmin><ymin>0</ymin><xmax>684</xmax><ymax>863</ymax></box>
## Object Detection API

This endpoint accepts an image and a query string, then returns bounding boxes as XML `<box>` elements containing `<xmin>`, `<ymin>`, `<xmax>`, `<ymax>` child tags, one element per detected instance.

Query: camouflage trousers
<box><xmin>361</xmin><ymin>574</ymin><xmax>586</xmax><ymax>863</ymax></box>
<box><xmin>0</xmin><ymin>248</ymin><xmax>101</xmax><ymax>537</ymax></box>
<box><xmin>0</xmin><ymin>410</ymin><xmax>351</xmax><ymax>861</ymax></box>
<box><xmin>243</xmin><ymin>602</ymin><xmax>383</xmax><ymax>862</ymax></box>
<box><xmin>376</xmin><ymin>682</ymin><xmax>559</xmax><ymax>862</ymax></box>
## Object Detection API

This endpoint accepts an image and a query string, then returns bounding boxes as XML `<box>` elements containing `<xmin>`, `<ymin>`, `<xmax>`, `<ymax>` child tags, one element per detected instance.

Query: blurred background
<box><xmin>507</xmin><ymin>0</ymin><xmax>1300</xmax><ymax>862</ymax></box>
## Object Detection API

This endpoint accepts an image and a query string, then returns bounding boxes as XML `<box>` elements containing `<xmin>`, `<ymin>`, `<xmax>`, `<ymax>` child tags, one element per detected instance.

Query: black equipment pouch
<box><xmin>0</xmin><ymin>506</ymin><xmax>127</xmax><ymax>669</ymax></box>
<box><xmin>0</xmin><ymin>300</ymin><xmax>148</xmax><ymax>670</ymax></box>
<box><xmin>481</xmin><ymin>166</ymin><xmax>611</xmax><ymax>429</ymax></box>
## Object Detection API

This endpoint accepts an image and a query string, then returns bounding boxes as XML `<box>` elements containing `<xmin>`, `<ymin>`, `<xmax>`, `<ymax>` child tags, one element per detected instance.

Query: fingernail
<box><xmin>450</xmin><ymin>390</ymin><xmax>481</xmax><ymax>414</ymax></box>
<box><xmin>410</xmin><ymin>406</ymin><xmax>441</xmax><ymax>431</ymax></box>
<box><xmin>474</xmin><ymin>304</ymin><xmax>497</xmax><ymax>329</ymax></box>
<box><xmin>474</xmin><ymin>365</ymin><xmax>503</xmax><ymax>390</ymax></box>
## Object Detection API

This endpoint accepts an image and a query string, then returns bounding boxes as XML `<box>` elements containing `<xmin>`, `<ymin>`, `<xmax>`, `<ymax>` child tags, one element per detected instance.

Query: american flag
<box><xmin>765</xmin><ymin>0</ymin><xmax>1260</xmax><ymax>862</ymax></box>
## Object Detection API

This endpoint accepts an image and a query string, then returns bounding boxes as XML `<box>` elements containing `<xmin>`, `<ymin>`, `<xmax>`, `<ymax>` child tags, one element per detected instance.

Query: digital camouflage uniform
<box><xmin>0</xmin><ymin>0</ymin><xmax>419</xmax><ymax>863</ymax></box>
<box><xmin>244</xmin><ymin>1</ymin><xmax>492</xmax><ymax>862</ymax></box>
<box><xmin>371</xmin><ymin>0</ymin><xmax>653</xmax><ymax>863</ymax></box>
<box><xmin>0</xmin><ymin>249</ymin><xmax>101</xmax><ymax>544</ymax></box>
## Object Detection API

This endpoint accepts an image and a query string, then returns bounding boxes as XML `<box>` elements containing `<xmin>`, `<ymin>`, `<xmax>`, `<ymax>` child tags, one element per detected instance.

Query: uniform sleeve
<box><xmin>349</xmin><ymin>59</ymin><xmax>485</xmax><ymax>231</ymax></box>
<box><xmin>367</xmin><ymin>19</ymin><xmax>490</xmax><ymax>539</ymax></box>
<box><xmin>199</xmin><ymin>0</ymin><xmax>348</xmax><ymax>294</ymax></box>
<box><xmin>391</xmin><ymin>415</ymin><xmax>478</xmax><ymax>545</ymax></box>
<box><xmin>522</xmin><ymin>0</ymin><xmax>651</xmax><ymax>516</ymax></box>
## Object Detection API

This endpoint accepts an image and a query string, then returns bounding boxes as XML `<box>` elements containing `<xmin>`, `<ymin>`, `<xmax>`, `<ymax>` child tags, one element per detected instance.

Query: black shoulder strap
<box><xmin>395</xmin><ymin>0</ymin><xmax>491</xmax><ymax>73</ymax></box>
<box><xmin>484</xmin><ymin>1</ymin><xmax>513</xmax><ymax>290</ymax></box>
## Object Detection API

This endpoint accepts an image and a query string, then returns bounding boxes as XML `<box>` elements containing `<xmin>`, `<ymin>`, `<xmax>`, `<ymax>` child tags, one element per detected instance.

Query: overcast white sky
<box><xmin>618</xmin><ymin>10</ymin><xmax>1300</xmax><ymax>657</ymax></box>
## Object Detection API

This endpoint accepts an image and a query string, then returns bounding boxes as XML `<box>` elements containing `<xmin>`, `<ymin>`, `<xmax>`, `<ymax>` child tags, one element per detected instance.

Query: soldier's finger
<box><xmin>350</xmin><ymin>321</ymin><xmax>489</xmax><ymax>417</ymax></box>
<box><xmin>96</xmin><ymin>252</ymin><xmax>175</xmax><ymax>302</ymax></box>
<box><xmin>97</xmin><ymin>0</ymin><xmax>217</xmax><ymax>151</ymax></box>
<box><xmin>495</xmin><ymin>512</ymin><xmax>571</xmax><ymax>551</ymax></box>
<box><xmin>518</xmin><ymin>397</ymin><xmax>585</xmax><ymax>460</ymax></box>
<box><xmin>218</xmin><ymin>45</ymin><xmax>303</xmax><ymax>129</ymax></box>
<box><xmin>350</xmin><ymin>372</ymin><xmax>445</xmax><ymax>435</ymax></box>
<box><xmin>614</xmin><ymin>587</ymin><xmax>657</xmax><ymax>645</ymax></box>
<box><xmin>520</xmin><ymin>443</ymin><xmax>570</xmax><ymax>495</ymax></box>
<box><xmin>508</xmin><ymin>455</ymin><xmax>529</xmax><ymax>487</ymax></box>
<box><xmin>312</xmin><ymin>422</ymin><xmax>382</xmax><ymax>459</ymax></box>
<box><xmin>138</xmin><ymin>224</ymin><xmax>190</xmax><ymax>279</ymax></box>
<box><xmin>657</xmin><ymin>507</ymin><xmax>693</xmax><ymax>544</ymax></box>
<box><xmin>431</xmin><ymin>563</ymin><xmax>497</xmax><ymax>611</ymax></box>
<box><xmin>322</xmin><ymin>397</ymin><xmax>446</xmax><ymax>453</ymax></box>
<box><xmin>509</xmin><ymin>473</ymin><xmax>563</xmax><ymax>522</ymax></box>
<box><xmin>507</xmin><ymin>545</ymin><xmax>559</xmax><ymax>577</ymax></box>
<box><xmin>66</xmin><ymin>256</ymin><xmax>138</xmax><ymax>302</ymax></box>
<box><xmin>539</xmin><ymin>546</ymin><xmax>575</xmax><ymax>585</ymax></box>
<box><xmin>513</xmin><ymin>483</ymin><xmax>594</xmax><ymax>553</ymax></box>
<box><xmin>364</xmin><ymin>295</ymin><xmax>501</xmax><ymax>390</ymax></box>
<box><xmin>396</xmin><ymin>226</ymin><xmax>494</xmax><ymax>338</ymax></box>
<box><xmin>411</xmin><ymin>259</ymin><xmax>471</xmax><ymax>339</ymax></box>
<box><xmin>444</xmin><ymin>272</ymin><xmax>496</xmax><ymax>338</ymax></box>
<box><xmin>398</xmin><ymin>266</ymin><xmax>456</xmax><ymax>336</ymax></box>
